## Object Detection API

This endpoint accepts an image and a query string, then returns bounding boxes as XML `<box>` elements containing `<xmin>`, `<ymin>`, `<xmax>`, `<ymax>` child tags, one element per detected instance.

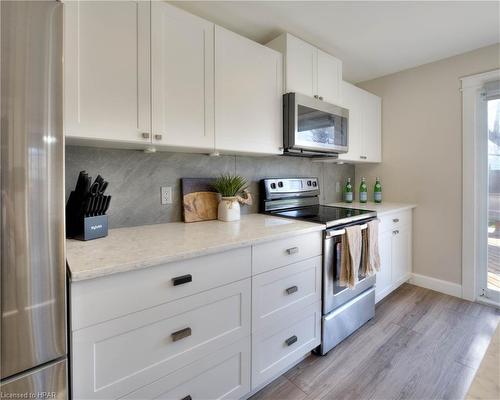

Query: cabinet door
<box><xmin>376</xmin><ymin>230</ymin><xmax>392</xmax><ymax>303</ymax></box>
<box><xmin>391</xmin><ymin>226</ymin><xmax>412</xmax><ymax>285</ymax></box>
<box><xmin>215</xmin><ymin>26</ymin><xmax>282</xmax><ymax>155</ymax></box>
<box><xmin>338</xmin><ymin>81</ymin><xmax>363</xmax><ymax>162</ymax></box>
<box><xmin>64</xmin><ymin>0</ymin><xmax>150</xmax><ymax>143</ymax></box>
<box><xmin>362</xmin><ymin>91</ymin><xmax>382</xmax><ymax>162</ymax></box>
<box><xmin>151</xmin><ymin>2</ymin><xmax>214</xmax><ymax>151</ymax></box>
<box><xmin>317</xmin><ymin>49</ymin><xmax>342</xmax><ymax>104</ymax></box>
<box><xmin>285</xmin><ymin>34</ymin><xmax>316</xmax><ymax>97</ymax></box>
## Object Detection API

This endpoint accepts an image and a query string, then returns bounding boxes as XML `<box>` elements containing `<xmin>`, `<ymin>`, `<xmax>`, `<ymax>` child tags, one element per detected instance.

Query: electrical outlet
<box><xmin>335</xmin><ymin>182</ymin><xmax>340</xmax><ymax>193</ymax></box>
<box><xmin>160</xmin><ymin>186</ymin><xmax>172</xmax><ymax>205</ymax></box>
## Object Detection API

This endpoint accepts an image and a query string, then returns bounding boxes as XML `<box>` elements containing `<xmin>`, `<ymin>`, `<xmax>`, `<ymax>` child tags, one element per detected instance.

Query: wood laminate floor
<box><xmin>251</xmin><ymin>284</ymin><xmax>500</xmax><ymax>400</ymax></box>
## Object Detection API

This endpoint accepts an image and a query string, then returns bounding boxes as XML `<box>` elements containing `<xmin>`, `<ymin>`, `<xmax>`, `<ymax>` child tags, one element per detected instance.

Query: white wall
<box><xmin>356</xmin><ymin>43</ymin><xmax>500</xmax><ymax>285</ymax></box>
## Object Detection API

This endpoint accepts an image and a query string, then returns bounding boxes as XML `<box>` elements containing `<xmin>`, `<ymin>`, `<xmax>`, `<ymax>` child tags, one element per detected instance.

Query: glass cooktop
<box><xmin>270</xmin><ymin>205</ymin><xmax>376</xmax><ymax>228</ymax></box>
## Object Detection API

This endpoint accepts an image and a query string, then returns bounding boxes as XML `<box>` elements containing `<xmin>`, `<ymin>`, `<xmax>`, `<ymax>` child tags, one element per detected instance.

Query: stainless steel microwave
<box><xmin>283</xmin><ymin>92</ymin><xmax>349</xmax><ymax>156</ymax></box>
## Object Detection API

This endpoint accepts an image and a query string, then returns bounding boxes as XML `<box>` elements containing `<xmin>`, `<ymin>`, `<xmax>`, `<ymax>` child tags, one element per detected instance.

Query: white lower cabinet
<box><xmin>121</xmin><ymin>338</ymin><xmax>251</xmax><ymax>400</ymax></box>
<box><xmin>72</xmin><ymin>279</ymin><xmax>251</xmax><ymax>399</ymax></box>
<box><xmin>251</xmin><ymin>301</ymin><xmax>321</xmax><ymax>390</ymax></box>
<box><xmin>375</xmin><ymin>210</ymin><xmax>413</xmax><ymax>303</ymax></box>
<box><xmin>70</xmin><ymin>232</ymin><xmax>323</xmax><ymax>399</ymax></box>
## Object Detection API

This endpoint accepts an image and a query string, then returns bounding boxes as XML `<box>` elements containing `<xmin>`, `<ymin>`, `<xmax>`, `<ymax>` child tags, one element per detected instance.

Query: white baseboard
<box><xmin>409</xmin><ymin>273</ymin><xmax>462</xmax><ymax>298</ymax></box>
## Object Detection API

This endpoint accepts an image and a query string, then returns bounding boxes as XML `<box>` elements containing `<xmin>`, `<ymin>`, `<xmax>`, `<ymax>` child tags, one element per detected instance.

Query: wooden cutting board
<box><xmin>181</xmin><ymin>178</ymin><xmax>219</xmax><ymax>223</ymax></box>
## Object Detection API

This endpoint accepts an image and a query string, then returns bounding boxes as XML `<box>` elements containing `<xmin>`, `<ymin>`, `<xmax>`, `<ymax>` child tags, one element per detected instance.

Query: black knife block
<box><xmin>76</xmin><ymin>215</ymin><xmax>108</xmax><ymax>241</ymax></box>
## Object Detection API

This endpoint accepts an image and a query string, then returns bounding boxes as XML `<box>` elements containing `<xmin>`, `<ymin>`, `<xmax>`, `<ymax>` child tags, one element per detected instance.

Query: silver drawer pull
<box><xmin>286</xmin><ymin>247</ymin><xmax>299</xmax><ymax>255</ymax></box>
<box><xmin>154</xmin><ymin>134</ymin><xmax>162</xmax><ymax>141</ymax></box>
<box><xmin>392</xmin><ymin>230</ymin><xmax>399</xmax><ymax>235</ymax></box>
<box><xmin>181</xmin><ymin>396</ymin><xmax>192</xmax><ymax>400</ymax></box>
<box><xmin>393</xmin><ymin>218</ymin><xmax>400</xmax><ymax>223</ymax></box>
<box><xmin>360</xmin><ymin>155</ymin><xmax>367</xmax><ymax>159</ymax></box>
<box><xmin>171</xmin><ymin>327</ymin><xmax>191</xmax><ymax>342</ymax></box>
<box><xmin>285</xmin><ymin>335</ymin><xmax>298</xmax><ymax>346</ymax></box>
<box><xmin>141</xmin><ymin>132</ymin><xmax>150</xmax><ymax>139</ymax></box>
<box><xmin>286</xmin><ymin>285</ymin><xmax>298</xmax><ymax>295</ymax></box>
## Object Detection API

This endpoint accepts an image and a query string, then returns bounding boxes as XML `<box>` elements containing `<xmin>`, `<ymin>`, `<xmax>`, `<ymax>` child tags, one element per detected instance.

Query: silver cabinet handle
<box><xmin>286</xmin><ymin>285</ymin><xmax>298</xmax><ymax>295</ymax></box>
<box><xmin>285</xmin><ymin>335</ymin><xmax>298</xmax><ymax>346</ymax></box>
<box><xmin>171</xmin><ymin>327</ymin><xmax>191</xmax><ymax>342</ymax></box>
<box><xmin>141</xmin><ymin>132</ymin><xmax>150</xmax><ymax>139</ymax></box>
<box><xmin>393</xmin><ymin>218</ymin><xmax>400</xmax><ymax>223</ymax></box>
<box><xmin>319</xmin><ymin>96</ymin><xmax>324</xmax><ymax>101</ymax></box>
<box><xmin>314</xmin><ymin>95</ymin><xmax>319</xmax><ymax>99</ymax></box>
<box><xmin>360</xmin><ymin>156</ymin><xmax>367</xmax><ymax>159</ymax></box>
<box><xmin>392</xmin><ymin>230</ymin><xmax>399</xmax><ymax>235</ymax></box>
<box><xmin>154</xmin><ymin>134</ymin><xmax>162</xmax><ymax>141</ymax></box>
<box><xmin>286</xmin><ymin>247</ymin><xmax>299</xmax><ymax>255</ymax></box>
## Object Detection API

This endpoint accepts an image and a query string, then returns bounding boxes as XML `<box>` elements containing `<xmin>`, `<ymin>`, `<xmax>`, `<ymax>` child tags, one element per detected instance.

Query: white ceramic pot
<box><xmin>218</xmin><ymin>197</ymin><xmax>240</xmax><ymax>222</ymax></box>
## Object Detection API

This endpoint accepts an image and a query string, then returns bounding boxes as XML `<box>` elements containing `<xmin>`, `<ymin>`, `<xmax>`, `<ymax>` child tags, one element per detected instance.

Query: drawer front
<box><xmin>122</xmin><ymin>337</ymin><xmax>251</xmax><ymax>400</ymax></box>
<box><xmin>379</xmin><ymin>210</ymin><xmax>412</xmax><ymax>233</ymax></box>
<box><xmin>252</xmin><ymin>231</ymin><xmax>322</xmax><ymax>275</ymax></box>
<box><xmin>72</xmin><ymin>279</ymin><xmax>251</xmax><ymax>399</ymax></box>
<box><xmin>71</xmin><ymin>246</ymin><xmax>251</xmax><ymax>330</ymax></box>
<box><xmin>251</xmin><ymin>301</ymin><xmax>321</xmax><ymax>389</ymax></box>
<box><xmin>252</xmin><ymin>257</ymin><xmax>321</xmax><ymax>333</ymax></box>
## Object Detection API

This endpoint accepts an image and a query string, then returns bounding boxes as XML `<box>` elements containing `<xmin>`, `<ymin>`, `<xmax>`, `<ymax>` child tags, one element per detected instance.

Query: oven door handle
<box><xmin>325</xmin><ymin>223</ymin><xmax>369</xmax><ymax>238</ymax></box>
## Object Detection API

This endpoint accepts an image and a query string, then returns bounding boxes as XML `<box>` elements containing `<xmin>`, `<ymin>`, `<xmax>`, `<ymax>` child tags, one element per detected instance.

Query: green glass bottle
<box><xmin>359</xmin><ymin>177</ymin><xmax>368</xmax><ymax>203</ymax></box>
<box><xmin>344</xmin><ymin>178</ymin><xmax>353</xmax><ymax>203</ymax></box>
<box><xmin>374</xmin><ymin>177</ymin><xmax>382</xmax><ymax>203</ymax></box>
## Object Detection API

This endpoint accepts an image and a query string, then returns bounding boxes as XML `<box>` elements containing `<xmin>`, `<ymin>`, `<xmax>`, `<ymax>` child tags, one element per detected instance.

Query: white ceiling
<box><xmin>171</xmin><ymin>1</ymin><xmax>500</xmax><ymax>83</ymax></box>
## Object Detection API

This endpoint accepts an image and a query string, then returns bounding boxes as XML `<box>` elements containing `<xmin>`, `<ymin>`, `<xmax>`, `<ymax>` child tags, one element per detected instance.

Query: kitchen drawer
<box><xmin>71</xmin><ymin>246</ymin><xmax>251</xmax><ymax>330</ymax></box>
<box><xmin>252</xmin><ymin>231</ymin><xmax>322</xmax><ymax>275</ymax></box>
<box><xmin>252</xmin><ymin>256</ymin><xmax>321</xmax><ymax>333</ymax></box>
<box><xmin>121</xmin><ymin>337</ymin><xmax>251</xmax><ymax>400</ymax></box>
<box><xmin>72</xmin><ymin>279</ymin><xmax>251</xmax><ymax>399</ymax></box>
<box><xmin>251</xmin><ymin>301</ymin><xmax>321</xmax><ymax>389</ymax></box>
<box><xmin>379</xmin><ymin>210</ymin><xmax>412</xmax><ymax>233</ymax></box>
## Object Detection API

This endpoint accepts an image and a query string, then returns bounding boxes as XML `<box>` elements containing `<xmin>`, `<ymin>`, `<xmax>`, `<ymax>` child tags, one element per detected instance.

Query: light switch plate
<box><xmin>335</xmin><ymin>182</ymin><xmax>340</xmax><ymax>193</ymax></box>
<box><xmin>161</xmin><ymin>186</ymin><xmax>172</xmax><ymax>205</ymax></box>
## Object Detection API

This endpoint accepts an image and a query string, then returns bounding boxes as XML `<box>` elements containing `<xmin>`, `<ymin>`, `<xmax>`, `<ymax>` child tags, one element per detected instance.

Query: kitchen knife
<box><xmin>103</xmin><ymin>196</ymin><xmax>111</xmax><ymax>215</ymax></box>
<box><xmin>99</xmin><ymin>181</ymin><xmax>108</xmax><ymax>195</ymax></box>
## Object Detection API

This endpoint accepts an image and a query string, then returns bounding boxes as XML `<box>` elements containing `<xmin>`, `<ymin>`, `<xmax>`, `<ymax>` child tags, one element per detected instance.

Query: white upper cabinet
<box><xmin>151</xmin><ymin>2</ymin><xmax>214</xmax><ymax>151</ymax></box>
<box><xmin>215</xmin><ymin>26</ymin><xmax>283</xmax><ymax>155</ymax></box>
<box><xmin>362</xmin><ymin>91</ymin><xmax>382</xmax><ymax>162</ymax></box>
<box><xmin>267</xmin><ymin>33</ymin><xmax>342</xmax><ymax>105</ymax></box>
<box><xmin>338</xmin><ymin>81</ymin><xmax>382</xmax><ymax>163</ymax></box>
<box><xmin>283</xmin><ymin>34</ymin><xmax>316</xmax><ymax>97</ymax></box>
<box><xmin>316</xmin><ymin>49</ymin><xmax>342</xmax><ymax>104</ymax></box>
<box><xmin>64</xmin><ymin>0</ymin><xmax>151</xmax><ymax>144</ymax></box>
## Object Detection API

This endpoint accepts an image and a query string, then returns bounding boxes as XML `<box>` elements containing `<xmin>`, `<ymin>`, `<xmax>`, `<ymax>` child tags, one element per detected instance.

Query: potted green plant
<box><xmin>212</xmin><ymin>174</ymin><xmax>248</xmax><ymax>221</ymax></box>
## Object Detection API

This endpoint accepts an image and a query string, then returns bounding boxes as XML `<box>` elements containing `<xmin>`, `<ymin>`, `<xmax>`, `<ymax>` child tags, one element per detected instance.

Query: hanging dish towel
<box><xmin>339</xmin><ymin>225</ymin><xmax>362</xmax><ymax>289</ymax></box>
<box><xmin>363</xmin><ymin>219</ymin><xmax>381</xmax><ymax>276</ymax></box>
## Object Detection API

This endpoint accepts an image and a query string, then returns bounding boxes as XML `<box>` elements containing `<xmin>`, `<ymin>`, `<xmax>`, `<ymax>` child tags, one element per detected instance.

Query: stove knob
<box><xmin>307</xmin><ymin>180</ymin><xmax>312</xmax><ymax>186</ymax></box>
<box><xmin>270</xmin><ymin>183</ymin><xmax>276</xmax><ymax>189</ymax></box>
<box><xmin>278</xmin><ymin>181</ymin><xmax>284</xmax><ymax>188</ymax></box>
<box><xmin>312</xmin><ymin>181</ymin><xmax>317</xmax><ymax>187</ymax></box>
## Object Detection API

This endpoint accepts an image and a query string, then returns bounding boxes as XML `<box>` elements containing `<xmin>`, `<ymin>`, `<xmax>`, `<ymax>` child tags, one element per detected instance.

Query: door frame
<box><xmin>461</xmin><ymin>69</ymin><xmax>500</xmax><ymax>303</ymax></box>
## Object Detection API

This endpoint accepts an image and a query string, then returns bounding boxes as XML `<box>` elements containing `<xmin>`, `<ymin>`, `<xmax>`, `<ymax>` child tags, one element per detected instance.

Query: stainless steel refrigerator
<box><xmin>1</xmin><ymin>1</ymin><xmax>67</xmax><ymax>397</ymax></box>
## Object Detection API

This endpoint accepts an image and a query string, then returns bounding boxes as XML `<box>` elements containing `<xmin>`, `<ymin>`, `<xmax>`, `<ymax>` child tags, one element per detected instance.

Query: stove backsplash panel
<box><xmin>65</xmin><ymin>146</ymin><xmax>354</xmax><ymax>229</ymax></box>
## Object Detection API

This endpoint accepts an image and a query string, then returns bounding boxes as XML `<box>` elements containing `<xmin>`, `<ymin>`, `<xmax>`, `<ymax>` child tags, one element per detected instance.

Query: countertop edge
<box><xmin>68</xmin><ymin>223</ymin><xmax>325</xmax><ymax>282</ymax></box>
<box><xmin>328</xmin><ymin>202</ymin><xmax>417</xmax><ymax>216</ymax></box>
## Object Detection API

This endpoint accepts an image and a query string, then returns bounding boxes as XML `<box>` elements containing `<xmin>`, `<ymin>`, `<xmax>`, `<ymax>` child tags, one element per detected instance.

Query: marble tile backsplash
<box><xmin>65</xmin><ymin>146</ymin><xmax>354</xmax><ymax>229</ymax></box>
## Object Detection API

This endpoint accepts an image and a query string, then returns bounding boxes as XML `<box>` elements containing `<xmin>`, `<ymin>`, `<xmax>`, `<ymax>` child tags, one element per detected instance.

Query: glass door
<box><xmin>480</xmin><ymin>82</ymin><xmax>500</xmax><ymax>304</ymax></box>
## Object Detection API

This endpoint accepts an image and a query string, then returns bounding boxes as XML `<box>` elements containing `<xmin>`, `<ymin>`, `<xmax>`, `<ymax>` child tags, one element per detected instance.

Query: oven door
<box><xmin>323</xmin><ymin>225</ymin><xmax>376</xmax><ymax>315</ymax></box>
<box><xmin>285</xmin><ymin>92</ymin><xmax>349</xmax><ymax>154</ymax></box>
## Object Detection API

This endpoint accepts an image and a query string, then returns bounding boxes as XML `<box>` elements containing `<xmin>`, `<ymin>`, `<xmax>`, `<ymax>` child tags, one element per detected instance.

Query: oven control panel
<box><xmin>261</xmin><ymin>177</ymin><xmax>320</xmax><ymax>200</ymax></box>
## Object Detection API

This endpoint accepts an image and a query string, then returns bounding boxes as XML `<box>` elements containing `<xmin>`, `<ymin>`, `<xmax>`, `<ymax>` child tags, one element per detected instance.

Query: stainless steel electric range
<box><xmin>260</xmin><ymin>177</ymin><xmax>377</xmax><ymax>355</ymax></box>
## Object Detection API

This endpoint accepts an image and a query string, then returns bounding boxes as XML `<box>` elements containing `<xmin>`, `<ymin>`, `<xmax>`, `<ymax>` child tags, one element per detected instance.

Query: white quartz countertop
<box><xmin>326</xmin><ymin>201</ymin><xmax>417</xmax><ymax>216</ymax></box>
<box><xmin>66</xmin><ymin>214</ymin><xmax>325</xmax><ymax>282</ymax></box>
